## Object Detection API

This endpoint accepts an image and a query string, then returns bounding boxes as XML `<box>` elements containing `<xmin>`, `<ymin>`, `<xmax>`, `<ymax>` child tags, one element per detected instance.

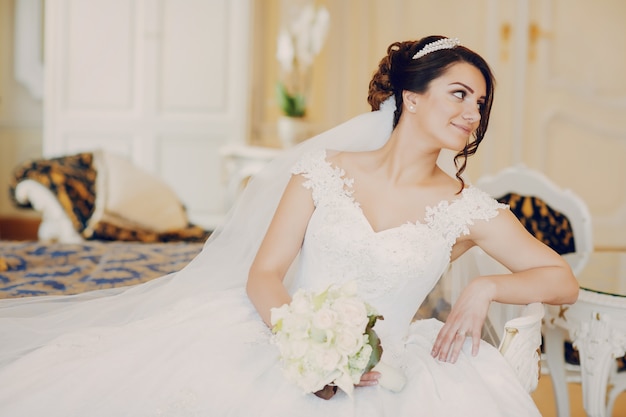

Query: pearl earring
<box><xmin>409</xmin><ymin>105</ymin><xmax>415</xmax><ymax>112</ymax></box>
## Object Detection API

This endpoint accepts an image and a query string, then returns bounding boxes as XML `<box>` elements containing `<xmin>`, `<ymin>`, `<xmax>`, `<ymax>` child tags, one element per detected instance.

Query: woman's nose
<box><xmin>462</xmin><ymin>106</ymin><xmax>481</xmax><ymax>123</ymax></box>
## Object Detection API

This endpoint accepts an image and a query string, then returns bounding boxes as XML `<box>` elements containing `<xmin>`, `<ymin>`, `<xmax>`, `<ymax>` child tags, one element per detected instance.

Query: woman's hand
<box><xmin>430</xmin><ymin>277</ymin><xmax>495</xmax><ymax>363</ymax></box>
<box><xmin>356</xmin><ymin>370</ymin><xmax>381</xmax><ymax>387</ymax></box>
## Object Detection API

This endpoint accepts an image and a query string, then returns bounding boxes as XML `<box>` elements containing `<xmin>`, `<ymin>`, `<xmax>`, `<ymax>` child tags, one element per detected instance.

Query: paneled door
<box><xmin>522</xmin><ymin>0</ymin><xmax>626</xmax><ymax>249</ymax></box>
<box><xmin>44</xmin><ymin>0</ymin><xmax>252</xmax><ymax>229</ymax></box>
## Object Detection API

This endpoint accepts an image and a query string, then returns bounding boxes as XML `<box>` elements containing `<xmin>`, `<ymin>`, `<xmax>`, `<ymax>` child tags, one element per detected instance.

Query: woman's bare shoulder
<box><xmin>324</xmin><ymin>149</ymin><xmax>374</xmax><ymax>171</ymax></box>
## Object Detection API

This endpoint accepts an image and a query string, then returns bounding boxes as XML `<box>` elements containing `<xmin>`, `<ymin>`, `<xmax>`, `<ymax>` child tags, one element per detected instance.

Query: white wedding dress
<box><xmin>0</xmin><ymin>150</ymin><xmax>541</xmax><ymax>417</ymax></box>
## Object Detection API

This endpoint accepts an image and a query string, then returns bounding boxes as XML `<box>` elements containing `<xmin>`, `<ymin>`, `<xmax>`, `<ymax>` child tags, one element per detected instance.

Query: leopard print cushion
<box><xmin>10</xmin><ymin>153</ymin><xmax>96</xmax><ymax>233</ymax></box>
<box><xmin>496</xmin><ymin>193</ymin><xmax>576</xmax><ymax>255</ymax></box>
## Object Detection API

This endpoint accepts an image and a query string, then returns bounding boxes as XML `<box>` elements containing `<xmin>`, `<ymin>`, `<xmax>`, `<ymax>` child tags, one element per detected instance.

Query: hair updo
<box><xmin>367</xmin><ymin>35</ymin><xmax>496</xmax><ymax>191</ymax></box>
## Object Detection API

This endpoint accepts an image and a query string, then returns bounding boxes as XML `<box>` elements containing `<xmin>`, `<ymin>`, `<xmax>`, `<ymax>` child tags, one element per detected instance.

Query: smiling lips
<box><xmin>451</xmin><ymin>122</ymin><xmax>472</xmax><ymax>135</ymax></box>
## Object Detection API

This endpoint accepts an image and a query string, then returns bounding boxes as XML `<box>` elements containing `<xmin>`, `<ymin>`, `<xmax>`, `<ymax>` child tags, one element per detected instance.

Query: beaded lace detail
<box><xmin>425</xmin><ymin>186</ymin><xmax>507</xmax><ymax>251</ymax></box>
<box><xmin>291</xmin><ymin>149</ymin><xmax>355</xmax><ymax>208</ymax></box>
<box><xmin>291</xmin><ymin>150</ymin><xmax>506</xmax><ymax>302</ymax></box>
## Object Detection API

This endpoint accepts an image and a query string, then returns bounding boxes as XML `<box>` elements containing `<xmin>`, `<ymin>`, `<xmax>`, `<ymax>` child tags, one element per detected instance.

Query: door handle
<box><xmin>529</xmin><ymin>22</ymin><xmax>553</xmax><ymax>62</ymax></box>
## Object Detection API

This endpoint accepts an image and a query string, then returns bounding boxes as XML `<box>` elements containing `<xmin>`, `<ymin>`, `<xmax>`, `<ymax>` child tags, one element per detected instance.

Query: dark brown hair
<box><xmin>367</xmin><ymin>35</ymin><xmax>496</xmax><ymax>192</ymax></box>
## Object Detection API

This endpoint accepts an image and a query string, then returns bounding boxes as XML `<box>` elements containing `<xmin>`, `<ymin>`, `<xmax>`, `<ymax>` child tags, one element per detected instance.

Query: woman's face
<box><xmin>410</xmin><ymin>62</ymin><xmax>487</xmax><ymax>152</ymax></box>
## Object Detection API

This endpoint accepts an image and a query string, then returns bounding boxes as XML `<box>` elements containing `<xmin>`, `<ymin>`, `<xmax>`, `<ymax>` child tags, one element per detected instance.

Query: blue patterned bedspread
<box><xmin>0</xmin><ymin>241</ymin><xmax>203</xmax><ymax>298</ymax></box>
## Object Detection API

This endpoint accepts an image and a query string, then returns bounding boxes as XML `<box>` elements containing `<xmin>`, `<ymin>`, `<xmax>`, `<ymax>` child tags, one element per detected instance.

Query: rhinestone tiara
<box><xmin>412</xmin><ymin>37</ymin><xmax>461</xmax><ymax>60</ymax></box>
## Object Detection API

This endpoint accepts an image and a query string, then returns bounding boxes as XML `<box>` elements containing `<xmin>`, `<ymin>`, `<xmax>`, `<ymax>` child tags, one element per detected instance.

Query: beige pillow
<box><xmin>86</xmin><ymin>150</ymin><xmax>188</xmax><ymax>234</ymax></box>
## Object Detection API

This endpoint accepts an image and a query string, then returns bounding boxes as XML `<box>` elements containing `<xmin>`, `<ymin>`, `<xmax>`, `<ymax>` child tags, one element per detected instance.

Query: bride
<box><xmin>0</xmin><ymin>36</ymin><xmax>577</xmax><ymax>416</ymax></box>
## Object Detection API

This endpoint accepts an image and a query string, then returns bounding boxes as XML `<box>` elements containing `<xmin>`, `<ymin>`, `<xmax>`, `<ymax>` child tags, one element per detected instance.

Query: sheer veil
<box><xmin>0</xmin><ymin>99</ymin><xmax>396</xmax><ymax>367</ymax></box>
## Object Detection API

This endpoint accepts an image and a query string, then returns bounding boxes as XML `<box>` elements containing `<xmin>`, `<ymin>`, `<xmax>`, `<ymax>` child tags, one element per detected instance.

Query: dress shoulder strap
<box><xmin>290</xmin><ymin>150</ymin><xmax>354</xmax><ymax>207</ymax></box>
<box><xmin>425</xmin><ymin>187</ymin><xmax>508</xmax><ymax>248</ymax></box>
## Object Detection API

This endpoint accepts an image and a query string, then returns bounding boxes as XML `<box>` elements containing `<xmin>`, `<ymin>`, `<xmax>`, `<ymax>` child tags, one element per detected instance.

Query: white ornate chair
<box><xmin>474</xmin><ymin>164</ymin><xmax>595</xmax><ymax>416</ymax></box>
<box><xmin>552</xmin><ymin>288</ymin><xmax>626</xmax><ymax>417</ymax></box>
<box><xmin>497</xmin><ymin>302</ymin><xmax>545</xmax><ymax>393</ymax></box>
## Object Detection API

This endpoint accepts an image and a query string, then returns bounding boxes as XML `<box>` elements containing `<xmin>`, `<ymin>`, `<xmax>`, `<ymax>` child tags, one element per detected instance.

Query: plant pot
<box><xmin>277</xmin><ymin>116</ymin><xmax>311</xmax><ymax>148</ymax></box>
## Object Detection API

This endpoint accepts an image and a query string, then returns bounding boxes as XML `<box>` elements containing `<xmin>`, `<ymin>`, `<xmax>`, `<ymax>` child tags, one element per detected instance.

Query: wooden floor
<box><xmin>0</xmin><ymin>216</ymin><xmax>40</xmax><ymax>240</ymax></box>
<box><xmin>532</xmin><ymin>375</ymin><xmax>626</xmax><ymax>416</ymax></box>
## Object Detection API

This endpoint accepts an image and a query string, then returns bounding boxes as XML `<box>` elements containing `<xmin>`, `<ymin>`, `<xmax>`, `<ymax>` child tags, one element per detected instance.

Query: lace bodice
<box><xmin>289</xmin><ymin>150</ymin><xmax>506</xmax><ymax>345</ymax></box>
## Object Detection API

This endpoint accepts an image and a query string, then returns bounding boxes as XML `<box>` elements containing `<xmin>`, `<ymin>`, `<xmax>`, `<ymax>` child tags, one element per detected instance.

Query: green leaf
<box><xmin>275</xmin><ymin>82</ymin><xmax>307</xmax><ymax>117</ymax></box>
<box><xmin>364</xmin><ymin>327</ymin><xmax>383</xmax><ymax>372</ymax></box>
<box><xmin>368</xmin><ymin>314</ymin><xmax>384</xmax><ymax>329</ymax></box>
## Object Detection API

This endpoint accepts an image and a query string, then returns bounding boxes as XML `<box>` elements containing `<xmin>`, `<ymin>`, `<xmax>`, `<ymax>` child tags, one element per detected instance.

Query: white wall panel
<box><xmin>545</xmin><ymin>116</ymin><xmax>625</xmax><ymax>211</ymax></box>
<box><xmin>160</xmin><ymin>0</ymin><xmax>227</xmax><ymax>113</ymax></box>
<box><xmin>547</xmin><ymin>0</ymin><xmax>626</xmax><ymax>100</ymax></box>
<box><xmin>157</xmin><ymin>134</ymin><xmax>226</xmax><ymax>224</ymax></box>
<box><xmin>62</xmin><ymin>133</ymin><xmax>135</xmax><ymax>157</ymax></box>
<box><xmin>65</xmin><ymin>0</ymin><xmax>136</xmax><ymax>110</ymax></box>
<box><xmin>543</xmin><ymin>115</ymin><xmax>626</xmax><ymax>247</ymax></box>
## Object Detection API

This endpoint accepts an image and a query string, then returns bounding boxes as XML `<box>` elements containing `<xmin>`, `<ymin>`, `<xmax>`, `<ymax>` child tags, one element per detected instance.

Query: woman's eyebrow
<box><xmin>449</xmin><ymin>82</ymin><xmax>486</xmax><ymax>100</ymax></box>
<box><xmin>449</xmin><ymin>82</ymin><xmax>474</xmax><ymax>94</ymax></box>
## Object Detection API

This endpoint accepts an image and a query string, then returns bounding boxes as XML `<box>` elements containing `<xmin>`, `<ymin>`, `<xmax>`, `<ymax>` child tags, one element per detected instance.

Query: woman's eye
<box><xmin>452</xmin><ymin>91</ymin><xmax>465</xmax><ymax>100</ymax></box>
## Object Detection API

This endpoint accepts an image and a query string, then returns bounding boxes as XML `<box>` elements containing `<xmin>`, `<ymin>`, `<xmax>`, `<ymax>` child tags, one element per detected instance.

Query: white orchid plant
<box><xmin>275</xmin><ymin>4</ymin><xmax>330</xmax><ymax>117</ymax></box>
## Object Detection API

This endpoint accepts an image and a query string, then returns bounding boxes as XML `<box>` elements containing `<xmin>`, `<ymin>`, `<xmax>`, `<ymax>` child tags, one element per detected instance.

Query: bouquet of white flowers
<box><xmin>270</xmin><ymin>281</ymin><xmax>405</xmax><ymax>399</ymax></box>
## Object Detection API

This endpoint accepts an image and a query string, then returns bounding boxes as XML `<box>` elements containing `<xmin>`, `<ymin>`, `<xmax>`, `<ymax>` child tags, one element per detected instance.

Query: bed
<box><xmin>2</xmin><ymin>150</ymin><xmax>211</xmax><ymax>299</ymax></box>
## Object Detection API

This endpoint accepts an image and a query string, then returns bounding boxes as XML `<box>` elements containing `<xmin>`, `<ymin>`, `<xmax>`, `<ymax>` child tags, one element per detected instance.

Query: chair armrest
<box><xmin>498</xmin><ymin>302</ymin><xmax>545</xmax><ymax>393</ymax></box>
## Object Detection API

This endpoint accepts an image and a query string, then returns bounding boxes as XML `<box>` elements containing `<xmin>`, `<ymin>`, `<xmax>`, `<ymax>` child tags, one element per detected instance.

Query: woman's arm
<box><xmin>470</xmin><ymin>208</ymin><xmax>578</xmax><ymax>305</ymax></box>
<box><xmin>432</xmin><ymin>208</ymin><xmax>579</xmax><ymax>363</ymax></box>
<box><xmin>246</xmin><ymin>174</ymin><xmax>315</xmax><ymax>326</ymax></box>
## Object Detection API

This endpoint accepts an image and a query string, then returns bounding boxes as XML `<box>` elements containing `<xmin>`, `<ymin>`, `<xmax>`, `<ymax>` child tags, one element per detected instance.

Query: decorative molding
<box><xmin>538</xmin><ymin>0</ymin><xmax>626</xmax><ymax>108</ymax></box>
<box><xmin>578</xmin><ymin>288</ymin><xmax>626</xmax><ymax>306</ymax></box>
<box><xmin>510</xmin><ymin>0</ymin><xmax>530</xmax><ymax>166</ymax></box>
<box><xmin>537</xmin><ymin>110</ymin><xmax>626</xmax><ymax>229</ymax></box>
<box><xmin>538</xmin><ymin>110</ymin><xmax>626</xmax><ymax>169</ymax></box>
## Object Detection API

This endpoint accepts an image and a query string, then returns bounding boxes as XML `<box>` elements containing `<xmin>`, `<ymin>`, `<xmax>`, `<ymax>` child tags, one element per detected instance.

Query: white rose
<box><xmin>312</xmin><ymin>345</ymin><xmax>341</xmax><ymax>371</ymax></box>
<box><xmin>339</xmin><ymin>280</ymin><xmax>358</xmax><ymax>296</ymax></box>
<box><xmin>281</xmin><ymin>312</ymin><xmax>310</xmax><ymax>336</ymax></box>
<box><xmin>286</xmin><ymin>338</ymin><xmax>310</xmax><ymax>359</ymax></box>
<box><xmin>309</xmin><ymin>326</ymin><xmax>332</xmax><ymax>345</ymax></box>
<box><xmin>290</xmin><ymin>292</ymin><xmax>312</xmax><ymax>315</ymax></box>
<box><xmin>312</xmin><ymin>307</ymin><xmax>338</xmax><ymax>330</ymax></box>
<box><xmin>270</xmin><ymin>304</ymin><xmax>290</xmax><ymax>328</ymax></box>
<box><xmin>333</xmin><ymin>298</ymin><xmax>368</xmax><ymax>329</ymax></box>
<box><xmin>335</xmin><ymin>329</ymin><xmax>365</xmax><ymax>356</ymax></box>
<box><xmin>349</xmin><ymin>342</ymin><xmax>372</xmax><ymax>371</ymax></box>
